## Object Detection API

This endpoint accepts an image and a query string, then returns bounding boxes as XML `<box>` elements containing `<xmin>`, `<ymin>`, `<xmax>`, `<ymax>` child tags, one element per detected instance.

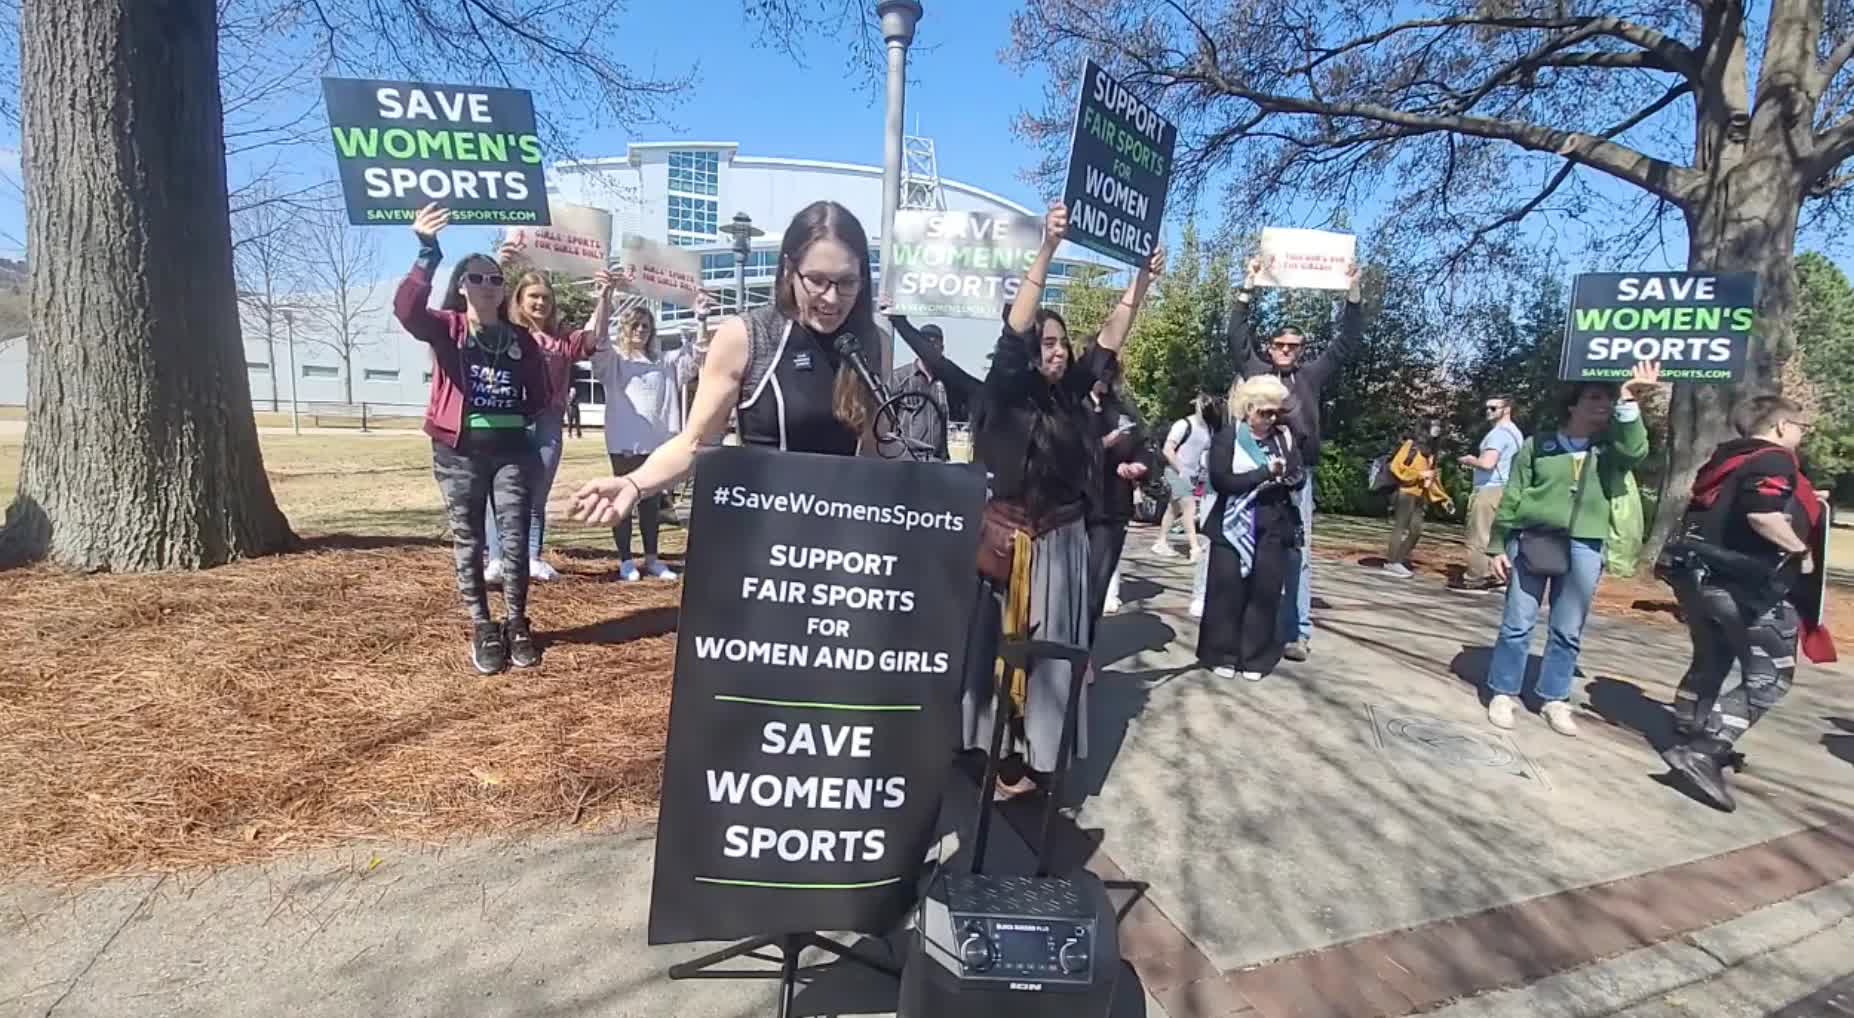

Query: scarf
<box><xmin>1210</xmin><ymin>425</ymin><xmax>1286</xmax><ymax>579</ymax></box>
<box><xmin>1691</xmin><ymin>447</ymin><xmax>1837</xmax><ymax>663</ymax></box>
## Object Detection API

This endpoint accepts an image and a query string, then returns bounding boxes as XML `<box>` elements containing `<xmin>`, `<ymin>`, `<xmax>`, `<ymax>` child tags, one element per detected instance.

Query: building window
<box><xmin>701</xmin><ymin>251</ymin><xmax>735</xmax><ymax>282</ymax></box>
<box><xmin>667</xmin><ymin>150</ymin><xmax>719</xmax><ymax>196</ymax></box>
<box><xmin>246</xmin><ymin>360</ymin><xmax>268</xmax><ymax>371</ymax></box>
<box><xmin>668</xmin><ymin>194</ymin><xmax>718</xmax><ymax>238</ymax></box>
<box><xmin>302</xmin><ymin>364</ymin><xmax>339</xmax><ymax>379</ymax></box>
<box><xmin>572</xmin><ymin>365</ymin><xmax>607</xmax><ymax>406</ymax></box>
<box><xmin>363</xmin><ymin>368</ymin><xmax>398</xmax><ymax>382</ymax></box>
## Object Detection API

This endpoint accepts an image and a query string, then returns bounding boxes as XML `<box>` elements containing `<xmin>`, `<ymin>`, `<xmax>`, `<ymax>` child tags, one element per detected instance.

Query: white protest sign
<box><xmin>503</xmin><ymin>201</ymin><xmax>613</xmax><ymax>276</ymax></box>
<box><xmin>618</xmin><ymin>233</ymin><xmax>703</xmax><ymax>303</ymax></box>
<box><xmin>1254</xmin><ymin>227</ymin><xmax>1357</xmax><ymax>291</ymax></box>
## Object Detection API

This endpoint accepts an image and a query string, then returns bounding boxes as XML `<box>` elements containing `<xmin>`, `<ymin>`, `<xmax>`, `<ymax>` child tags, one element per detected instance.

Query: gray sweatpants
<box><xmin>432</xmin><ymin>438</ymin><xmax>535</xmax><ymax>624</ymax></box>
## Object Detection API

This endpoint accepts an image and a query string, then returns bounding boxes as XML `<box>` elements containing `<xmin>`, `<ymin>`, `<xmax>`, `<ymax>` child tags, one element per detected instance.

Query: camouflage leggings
<box><xmin>1671</xmin><ymin>574</ymin><xmax>1799</xmax><ymax>747</ymax></box>
<box><xmin>432</xmin><ymin>439</ymin><xmax>535</xmax><ymax>623</ymax></box>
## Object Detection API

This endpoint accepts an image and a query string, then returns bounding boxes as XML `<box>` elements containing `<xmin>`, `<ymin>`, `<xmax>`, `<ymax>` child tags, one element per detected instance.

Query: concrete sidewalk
<box><xmin>5</xmin><ymin>523</ymin><xmax>1853</xmax><ymax>1018</ymax></box>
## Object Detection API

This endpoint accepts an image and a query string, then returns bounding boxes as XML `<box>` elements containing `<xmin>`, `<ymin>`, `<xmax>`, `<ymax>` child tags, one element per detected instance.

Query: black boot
<box><xmin>471</xmin><ymin>621</ymin><xmax>509</xmax><ymax>675</ymax></box>
<box><xmin>1662</xmin><ymin>738</ymin><xmax>1736</xmax><ymax>813</ymax></box>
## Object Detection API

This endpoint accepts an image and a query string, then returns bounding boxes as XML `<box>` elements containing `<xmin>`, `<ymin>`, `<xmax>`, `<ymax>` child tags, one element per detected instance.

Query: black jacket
<box><xmin>1230</xmin><ymin>296</ymin><xmax>1364</xmax><ymax>466</ymax></box>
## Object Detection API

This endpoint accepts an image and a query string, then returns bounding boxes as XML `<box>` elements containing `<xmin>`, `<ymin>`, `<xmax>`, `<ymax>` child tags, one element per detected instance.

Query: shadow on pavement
<box><xmin>543</xmin><ymin>606</ymin><xmax>679</xmax><ymax>646</ymax></box>
<box><xmin>1584</xmin><ymin>676</ymin><xmax>1681</xmax><ymax>754</ymax></box>
<box><xmin>1828</xmin><ymin>717</ymin><xmax>1854</xmax><ymax>768</ymax></box>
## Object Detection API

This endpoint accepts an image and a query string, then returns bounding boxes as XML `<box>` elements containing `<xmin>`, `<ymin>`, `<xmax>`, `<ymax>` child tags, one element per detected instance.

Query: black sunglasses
<box><xmin>464</xmin><ymin>271</ymin><xmax>506</xmax><ymax>287</ymax></box>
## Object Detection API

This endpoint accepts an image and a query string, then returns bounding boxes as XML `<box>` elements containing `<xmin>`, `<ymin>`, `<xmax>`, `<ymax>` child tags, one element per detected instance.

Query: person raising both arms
<box><xmin>1229</xmin><ymin>256</ymin><xmax>1364</xmax><ymax>663</ymax></box>
<box><xmin>483</xmin><ymin>248</ymin><xmax>619</xmax><ymax>584</ymax></box>
<box><xmin>395</xmin><ymin>204</ymin><xmax>551</xmax><ymax>675</ymax></box>
<box><xmin>879</xmin><ymin>300</ymin><xmax>981</xmax><ymax>461</ymax></box>
<box><xmin>565</xmin><ymin>200</ymin><xmax>880</xmax><ymax>526</ymax></box>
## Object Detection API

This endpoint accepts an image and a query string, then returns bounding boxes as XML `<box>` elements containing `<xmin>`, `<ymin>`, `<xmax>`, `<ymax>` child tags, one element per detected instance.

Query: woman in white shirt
<box><xmin>593</xmin><ymin>297</ymin><xmax>711</xmax><ymax>580</ymax></box>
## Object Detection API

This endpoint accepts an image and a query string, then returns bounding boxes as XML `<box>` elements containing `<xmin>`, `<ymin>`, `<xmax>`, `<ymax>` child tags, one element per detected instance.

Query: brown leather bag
<box><xmin>975</xmin><ymin>501</ymin><xmax>1081</xmax><ymax>585</ymax></box>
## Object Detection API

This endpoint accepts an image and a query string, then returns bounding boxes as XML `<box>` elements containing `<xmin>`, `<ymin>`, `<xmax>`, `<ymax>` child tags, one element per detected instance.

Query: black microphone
<box><xmin>834</xmin><ymin>332</ymin><xmax>891</xmax><ymax>404</ymax></box>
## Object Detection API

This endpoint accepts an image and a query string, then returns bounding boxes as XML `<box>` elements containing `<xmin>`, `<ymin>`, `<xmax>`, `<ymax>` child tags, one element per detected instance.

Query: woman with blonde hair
<box><xmin>1197</xmin><ymin>372</ymin><xmax>1306</xmax><ymax>681</ymax></box>
<box><xmin>591</xmin><ymin>292</ymin><xmax>713</xmax><ymax>580</ymax></box>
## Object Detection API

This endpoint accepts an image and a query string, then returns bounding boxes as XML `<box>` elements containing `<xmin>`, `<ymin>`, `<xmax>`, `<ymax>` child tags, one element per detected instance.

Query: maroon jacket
<box><xmin>395</xmin><ymin>251</ymin><xmax>548</xmax><ymax>449</ymax></box>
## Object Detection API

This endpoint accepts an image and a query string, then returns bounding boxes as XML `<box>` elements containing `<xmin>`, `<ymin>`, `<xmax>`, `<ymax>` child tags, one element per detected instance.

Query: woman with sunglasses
<box><xmin>567</xmin><ymin>200</ymin><xmax>878</xmax><ymax>525</ymax></box>
<box><xmin>396</xmin><ymin>204</ymin><xmax>551</xmax><ymax>675</ymax></box>
<box><xmin>1197</xmin><ymin>373</ymin><xmax>1306</xmax><ymax>681</ymax></box>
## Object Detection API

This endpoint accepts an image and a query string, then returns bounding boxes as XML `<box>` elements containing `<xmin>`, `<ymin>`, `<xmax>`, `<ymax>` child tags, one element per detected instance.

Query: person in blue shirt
<box><xmin>1451</xmin><ymin>394</ymin><xmax>1524</xmax><ymax>593</ymax></box>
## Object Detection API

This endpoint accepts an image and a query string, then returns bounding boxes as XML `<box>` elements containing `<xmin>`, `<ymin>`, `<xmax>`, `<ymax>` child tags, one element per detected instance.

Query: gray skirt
<box><xmin>960</xmin><ymin>517</ymin><xmax>1091</xmax><ymax>774</ymax></box>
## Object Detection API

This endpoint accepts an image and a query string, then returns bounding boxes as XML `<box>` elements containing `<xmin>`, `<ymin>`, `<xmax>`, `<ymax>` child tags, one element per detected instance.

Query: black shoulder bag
<box><xmin>1516</xmin><ymin>444</ymin><xmax>1599</xmax><ymax>578</ymax></box>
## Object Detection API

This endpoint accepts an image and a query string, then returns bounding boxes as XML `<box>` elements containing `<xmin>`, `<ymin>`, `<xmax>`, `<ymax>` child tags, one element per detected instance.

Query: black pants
<box><xmin>609</xmin><ymin>453</ymin><xmax>660</xmax><ymax>561</ymax></box>
<box><xmin>1085</xmin><ymin>520</ymin><xmax>1128</xmax><ymax>641</ymax></box>
<box><xmin>1197</xmin><ymin>535</ymin><xmax>1290</xmax><ymax>672</ymax></box>
<box><xmin>1671</xmin><ymin>573</ymin><xmax>1800</xmax><ymax>747</ymax></box>
<box><xmin>432</xmin><ymin>438</ymin><xmax>534</xmax><ymax>624</ymax></box>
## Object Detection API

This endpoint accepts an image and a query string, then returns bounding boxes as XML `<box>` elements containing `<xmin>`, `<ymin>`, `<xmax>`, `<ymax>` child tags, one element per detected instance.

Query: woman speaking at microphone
<box><xmin>566</xmin><ymin>200</ymin><xmax>880</xmax><ymax>525</ymax></box>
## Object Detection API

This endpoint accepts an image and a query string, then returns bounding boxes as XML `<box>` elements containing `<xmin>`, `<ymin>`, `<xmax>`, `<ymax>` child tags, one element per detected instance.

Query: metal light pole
<box><xmin>282</xmin><ymin>308</ymin><xmax>301</xmax><ymax>435</ymax></box>
<box><xmin>876</xmin><ymin>0</ymin><xmax>922</xmax><ymax>376</ymax></box>
<box><xmin>718</xmin><ymin>211</ymin><xmax>763</xmax><ymax>316</ymax></box>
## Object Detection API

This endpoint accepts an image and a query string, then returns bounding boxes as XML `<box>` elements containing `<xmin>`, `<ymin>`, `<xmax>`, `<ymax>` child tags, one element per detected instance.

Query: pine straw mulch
<box><xmin>0</xmin><ymin>539</ymin><xmax>680</xmax><ymax>884</ymax></box>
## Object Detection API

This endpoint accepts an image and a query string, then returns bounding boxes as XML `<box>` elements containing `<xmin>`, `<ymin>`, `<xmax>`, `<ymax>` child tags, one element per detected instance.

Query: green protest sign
<box><xmin>888</xmin><ymin>211</ymin><xmax>1044</xmax><ymax>319</ymax></box>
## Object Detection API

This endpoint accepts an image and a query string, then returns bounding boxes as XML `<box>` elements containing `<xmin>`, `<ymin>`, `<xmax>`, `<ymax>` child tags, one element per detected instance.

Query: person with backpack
<box><xmin>1656</xmin><ymin>396</ymin><xmax>1837</xmax><ymax>811</ymax></box>
<box><xmin>1230</xmin><ymin>257</ymin><xmax>1364</xmax><ymax>663</ymax></box>
<box><xmin>1483</xmin><ymin>362</ymin><xmax>1659</xmax><ymax>735</ymax></box>
<box><xmin>1452</xmin><ymin>394</ymin><xmax>1524</xmax><ymax>593</ymax></box>
<box><xmin>1382</xmin><ymin>417</ymin><xmax>1454</xmax><ymax>578</ymax></box>
<box><xmin>1154</xmin><ymin>394</ymin><xmax>1218</xmax><ymax>561</ymax></box>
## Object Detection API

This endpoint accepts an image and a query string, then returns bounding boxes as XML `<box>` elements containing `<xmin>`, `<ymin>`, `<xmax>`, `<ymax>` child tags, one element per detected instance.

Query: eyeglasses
<box><xmin>1269</xmin><ymin>341</ymin><xmax>1303</xmax><ymax>352</ymax></box>
<box><xmin>1485</xmin><ymin>404</ymin><xmax>1504</xmax><ymax>412</ymax></box>
<box><xmin>464</xmin><ymin>272</ymin><xmax>506</xmax><ymax>287</ymax></box>
<box><xmin>1783</xmin><ymin>418</ymin><xmax>1815</xmax><ymax>435</ymax></box>
<box><xmin>1254</xmin><ymin>407</ymin><xmax>1282</xmax><ymax>417</ymax></box>
<box><xmin>796</xmin><ymin>272</ymin><xmax>861</xmax><ymax>298</ymax></box>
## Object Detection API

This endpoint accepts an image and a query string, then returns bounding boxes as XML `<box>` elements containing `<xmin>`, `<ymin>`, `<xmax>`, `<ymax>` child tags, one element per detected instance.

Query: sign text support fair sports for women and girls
<box><xmin>1560</xmin><ymin>272</ymin><xmax>1758</xmax><ymax>383</ymax></box>
<box><xmin>1061</xmin><ymin>61</ymin><xmax>1176</xmax><ymax>268</ymax></box>
<box><xmin>322</xmin><ymin>78</ymin><xmax>551</xmax><ymax>228</ymax></box>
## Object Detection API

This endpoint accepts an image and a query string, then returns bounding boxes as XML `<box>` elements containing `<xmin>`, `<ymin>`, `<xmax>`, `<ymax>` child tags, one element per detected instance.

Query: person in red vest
<box><xmin>1658</xmin><ymin>395</ymin><xmax>1837</xmax><ymax>812</ymax></box>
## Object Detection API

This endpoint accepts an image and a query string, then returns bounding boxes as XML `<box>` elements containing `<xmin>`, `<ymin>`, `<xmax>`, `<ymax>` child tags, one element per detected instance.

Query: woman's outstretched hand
<box><xmin>568</xmin><ymin>475</ymin><xmax>641</xmax><ymax>526</ymax></box>
<box><xmin>412</xmin><ymin>204</ymin><xmax>449</xmax><ymax>243</ymax></box>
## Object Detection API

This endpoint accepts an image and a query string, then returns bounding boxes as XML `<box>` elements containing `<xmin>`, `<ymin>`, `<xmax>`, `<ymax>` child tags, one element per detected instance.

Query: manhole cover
<box><xmin>1367</xmin><ymin>705</ymin><xmax>1547</xmax><ymax>785</ymax></box>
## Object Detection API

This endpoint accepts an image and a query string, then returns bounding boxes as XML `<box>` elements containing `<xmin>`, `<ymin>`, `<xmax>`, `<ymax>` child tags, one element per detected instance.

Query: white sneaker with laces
<box><xmin>1542</xmin><ymin>700</ymin><xmax>1579</xmax><ymax>737</ymax></box>
<box><xmin>1212</xmin><ymin>666</ymin><xmax>1237</xmax><ymax>679</ymax></box>
<box><xmin>1487</xmin><ymin>694</ymin><xmax>1518</xmax><ymax>730</ymax></box>
<box><xmin>1241</xmin><ymin>671</ymin><xmax>1264</xmax><ymax>683</ymax></box>
<box><xmin>529</xmin><ymin>558</ymin><xmax>559</xmax><ymax>582</ymax></box>
<box><xmin>644</xmin><ymin>557</ymin><xmax>678</xmax><ymax>580</ymax></box>
<box><xmin>484</xmin><ymin>557</ymin><xmax>504</xmax><ymax>586</ymax></box>
<box><xmin>618</xmin><ymin>560</ymin><xmax>641</xmax><ymax>582</ymax></box>
<box><xmin>1382</xmin><ymin>562</ymin><xmax>1414</xmax><ymax>578</ymax></box>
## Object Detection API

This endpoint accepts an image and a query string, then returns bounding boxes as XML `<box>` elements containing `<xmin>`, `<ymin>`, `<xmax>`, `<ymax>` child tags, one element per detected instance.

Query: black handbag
<box><xmin>1516</xmin><ymin>445</ymin><xmax>1599</xmax><ymax>579</ymax></box>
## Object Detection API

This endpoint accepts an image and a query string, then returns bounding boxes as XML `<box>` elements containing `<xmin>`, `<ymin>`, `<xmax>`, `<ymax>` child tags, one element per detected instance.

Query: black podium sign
<box><xmin>647</xmin><ymin>448</ymin><xmax>986</xmax><ymax>945</ymax></box>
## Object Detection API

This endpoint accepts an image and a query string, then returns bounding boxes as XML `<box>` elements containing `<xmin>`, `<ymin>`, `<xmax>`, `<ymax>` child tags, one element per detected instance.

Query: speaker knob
<box><xmin>958</xmin><ymin>930</ymin><xmax>995</xmax><ymax>972</ymax></box>
<box><xmin>1059</xmin><ymin>937</ymin><xmax>1090</xmax><ymax>975</ymax></box>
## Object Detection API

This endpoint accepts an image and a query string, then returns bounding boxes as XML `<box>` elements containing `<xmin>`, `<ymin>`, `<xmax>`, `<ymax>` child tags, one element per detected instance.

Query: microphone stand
<box><xmin>834</xmin><ymin>333</ymin><xmax>945</xmax><ymax>463</ymax></box>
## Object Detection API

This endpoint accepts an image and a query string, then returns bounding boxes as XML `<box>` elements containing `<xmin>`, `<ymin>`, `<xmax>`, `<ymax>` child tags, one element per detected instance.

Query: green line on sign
<box><xmin>713</xmin><ymin>695</ymin><xmax>921</xmax><ymax>712</ymax></box>
<box><xmin>694</xmin><ymin>876</ymin><xmax>904</xmax><ymax>890</ymax></box>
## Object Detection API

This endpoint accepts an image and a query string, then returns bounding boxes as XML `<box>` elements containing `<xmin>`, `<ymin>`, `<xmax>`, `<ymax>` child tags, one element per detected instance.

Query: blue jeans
<box><xmin>1486</xmin><ymin>537</ymin><xmax>1605</xmax><ymax>703</ymax></box>
<box><xmin>1278</xmin><ymin>482</ymin><xmax>1314</xmax><ymax>644</ymax></box>
<box><xmin>486</xmin><ymin>408</ymin><xmax>564</xmax><ymax>560</ymax></box>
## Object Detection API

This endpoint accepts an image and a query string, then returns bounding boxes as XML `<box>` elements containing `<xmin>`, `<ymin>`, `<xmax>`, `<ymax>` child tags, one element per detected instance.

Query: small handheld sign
<box><xmin>647</xmin><ymin>447</ymin><xmax>984</xmax><ymax>945</ymax></box>
<box><xmin>322</xmin><ymin>77</ymin><xmax>550</xmax><ymax>227</ymax></box>
<box><xmin>1059</xmin><ymin>60</ymin><xmax>1176</xmax><ymax>267</ymax></box>
<box><xmin>1560</xmin><ymin>272</ymin><xmax>1757</xmax><ymax>383</ymax></box>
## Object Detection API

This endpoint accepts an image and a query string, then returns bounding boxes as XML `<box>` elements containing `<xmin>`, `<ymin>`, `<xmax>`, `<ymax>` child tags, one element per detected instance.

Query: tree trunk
<box><xmin>1643</xmin><ymin>156</ymin><xmax>1802</xmax><ymax>565</ymax></box>
<box><xmin>2</xmin><ymin>0</ymin><xmax>294</xmax><ymax>570</ymax></box>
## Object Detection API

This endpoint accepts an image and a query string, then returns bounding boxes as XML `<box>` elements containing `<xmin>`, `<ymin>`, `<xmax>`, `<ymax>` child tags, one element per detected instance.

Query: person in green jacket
<box><xmin>1484</xmin><ymin>362</ymin><xmax>1661</xmax><ymax>735</ymax></box>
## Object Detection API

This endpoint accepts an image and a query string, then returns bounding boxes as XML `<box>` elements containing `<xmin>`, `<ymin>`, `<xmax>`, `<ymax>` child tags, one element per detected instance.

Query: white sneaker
<box><xmin>1189</xmin><ymin>599</ymin><xmax>1204</xmax><ymax>619</ymax></box>
<box><xmin>1542</xmin><ymin>701</ymin><xmax>1579</xmax><ymax>737</ymax></box>
<box><xmin>644</xmin><ymin>557</ymin><xmax>678</xmax><ymax>580</ymax></box>
<box><xmin>484</xmin><ymin>557</ymin><xmax>504</xmax><ymax>586</ymax></box>
<box><xmin>1382</xmin><ymin>562</ymin><xmax>1414</xmax><ymax>578</ymax></box>
<box><xmin>1212</xmin><ymin>666</ymin><xmax>1237</xmax><ymax>679</ymax></box>
<box><xmin>1487</xmin><ymin>694</ymin><xmax>1518</xmax><ymax>730</ymax></box>
<box><xmin>1104</xmin><ymin>595</ymin><xmax>1122</xmax><ymax>614</ymax></box>
<box><xmin>618</xmin><ymin>560</ymin><xmax>640</xmax><ymax>582</ymax></box>
<box><xmin>1150</xmin><ymin>542</ymin><xmax>1181</xmax><ymax>559</ymax></box>
<box><xmin>529</xmin><ymin>558</ymin><xmax>559</xmax><ymax>582</ymax></box>
<box><xmin>1241</xmin><ymin>671</ymin><xmax>1264</xmax><ymax>683</ymax></box>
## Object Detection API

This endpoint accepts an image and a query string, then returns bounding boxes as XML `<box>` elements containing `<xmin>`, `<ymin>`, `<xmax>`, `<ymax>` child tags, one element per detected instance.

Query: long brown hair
<box><xmin>507</xmin><ymin>272</ymin><xmax>560</xmax><ymax>335</ymax></box>
<box><xmin>617</xmin><ymin>304</ymin><xmax>659</xmax><ymax>360</ymax></box>
<box><xmin>773</xmin><ymin>201</ymin><xmax>877</xmax><ymax>436</ymax></box>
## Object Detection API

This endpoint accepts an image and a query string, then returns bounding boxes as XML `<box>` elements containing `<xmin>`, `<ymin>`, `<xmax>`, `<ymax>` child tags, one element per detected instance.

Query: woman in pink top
<box><xmin>485</xmin><ymin>249</ymin><xmax>618</xmax><ymax>583</ymax></box>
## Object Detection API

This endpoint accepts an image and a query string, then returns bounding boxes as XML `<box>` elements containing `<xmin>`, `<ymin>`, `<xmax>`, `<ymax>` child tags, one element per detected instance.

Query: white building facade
<box><xmin>0</xmin><ymin>142</ymin><xmax>1099</xmax><ymax>420</ymax></box>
